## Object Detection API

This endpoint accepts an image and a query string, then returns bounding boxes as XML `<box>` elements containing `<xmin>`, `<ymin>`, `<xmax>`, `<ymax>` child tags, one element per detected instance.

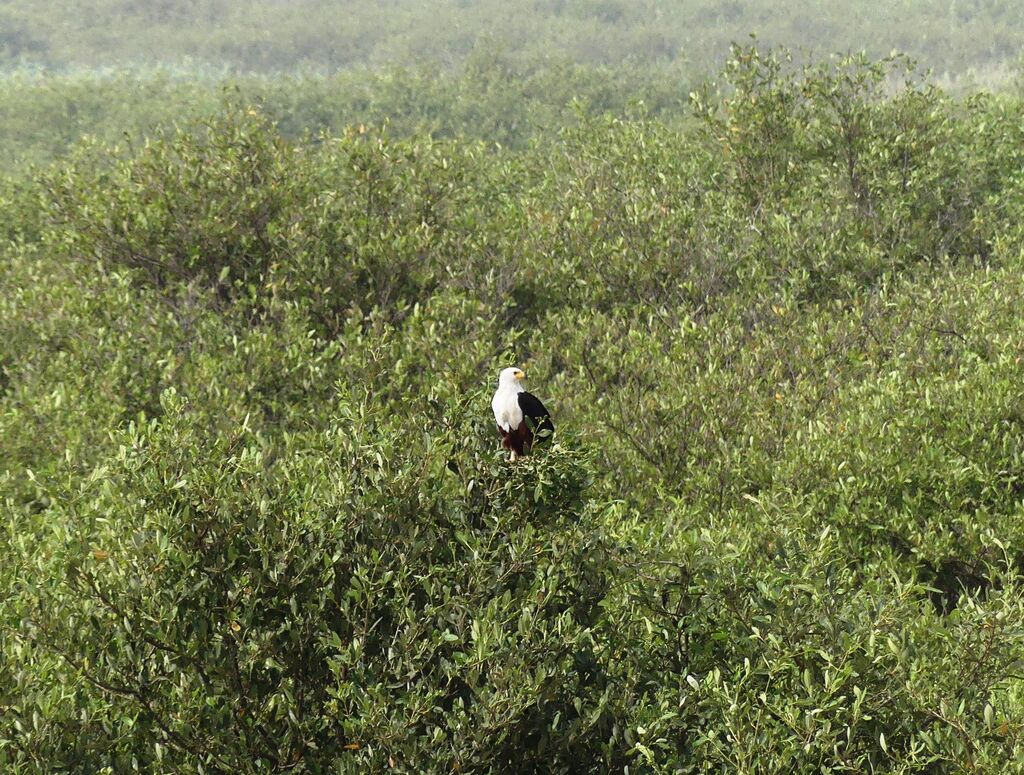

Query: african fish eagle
<box><xmin>491</xmin><ymin>367</ymin><xmax>555</xmax><ymax>462</ymax></box>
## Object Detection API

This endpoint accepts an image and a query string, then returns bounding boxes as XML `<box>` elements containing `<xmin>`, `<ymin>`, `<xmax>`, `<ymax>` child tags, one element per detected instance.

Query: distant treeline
<box><xmin>1</xmin><ymin>0</ymin><xmax>1022</xmax><ymax>81</ymax></box>
<box><xmin>0</xmin><ymin>55</ymin><xmax>692</xmax><ymax>173</ymax></box>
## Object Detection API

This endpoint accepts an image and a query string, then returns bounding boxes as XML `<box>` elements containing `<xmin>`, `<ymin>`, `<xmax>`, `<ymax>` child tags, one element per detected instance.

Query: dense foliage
<box><xmin>4</xmin><ymin>48</ymin><xmax>1024</xmax><ymax>771</ymax></box>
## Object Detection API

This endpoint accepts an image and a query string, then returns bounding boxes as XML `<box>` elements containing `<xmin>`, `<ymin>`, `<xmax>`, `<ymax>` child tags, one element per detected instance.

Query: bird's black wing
<box><xmin>518</xmin><ymin>391</ymin><xmax>554</xmax><ymax>438</ymax></box>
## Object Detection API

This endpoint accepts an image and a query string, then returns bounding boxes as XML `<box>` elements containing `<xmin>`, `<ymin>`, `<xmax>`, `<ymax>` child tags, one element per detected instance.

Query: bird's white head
<box><xmin>498</xmin><ymin>366</ymin><xmax>526</xmax><ymax>390</ymax></box>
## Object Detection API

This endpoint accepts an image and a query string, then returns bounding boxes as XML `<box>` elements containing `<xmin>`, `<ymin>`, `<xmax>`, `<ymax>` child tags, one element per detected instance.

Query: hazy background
<box><xmin>1</xmin><ymin>0</ymin><xmax>1021</xmax><ymax>84</ymax></box>
<box><xmin>1</xmin><ymin>0</ymin><xmax>1021</xmax><ymax>175</ymax></box>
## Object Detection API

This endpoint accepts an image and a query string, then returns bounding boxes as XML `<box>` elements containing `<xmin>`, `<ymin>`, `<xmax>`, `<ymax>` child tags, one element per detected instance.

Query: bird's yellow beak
<box><xmin>514</xmin><ymin>369</ymin><xmax>525</xmax><ymax>380</ymax></box>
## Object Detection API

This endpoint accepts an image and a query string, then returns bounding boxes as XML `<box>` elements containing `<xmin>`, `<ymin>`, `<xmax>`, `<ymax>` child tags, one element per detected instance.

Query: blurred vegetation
<box><xmin>4</xmin><ymin>45</ymin><xmax>1024</xmax><ymax>771</ymax></box>
<box><xmin>0</xmin><ymin>54</ymin><xmax>691</xmax><ymax>173</ymax></box>
<box><xmin>0</xmin><ymin>0</ymin><xmax>1023</xmax><ymax>82</ymax></box>
<box><xmin>3</xmin><ymin>0</ymin><xmax>1022</xmax><ymax>174</ymax></box>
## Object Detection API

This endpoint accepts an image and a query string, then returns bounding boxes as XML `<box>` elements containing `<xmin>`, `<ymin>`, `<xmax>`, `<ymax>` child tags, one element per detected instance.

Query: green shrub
<box><xmin>7</xmin><ymin>390</ymin><xmax>618</xmax><ymax>772</ymax></box>
<box><xmin>5</xmin><ymin>46</ymin><xmax>1024</xmax><ymax>773</ymax></box>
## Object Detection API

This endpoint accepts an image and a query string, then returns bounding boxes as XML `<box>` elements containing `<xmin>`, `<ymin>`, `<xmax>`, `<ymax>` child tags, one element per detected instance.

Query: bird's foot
<box><xmin>509</xmin><ymin>451</ymin><xmax>518</xmax><ymax>463</ymax></box>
